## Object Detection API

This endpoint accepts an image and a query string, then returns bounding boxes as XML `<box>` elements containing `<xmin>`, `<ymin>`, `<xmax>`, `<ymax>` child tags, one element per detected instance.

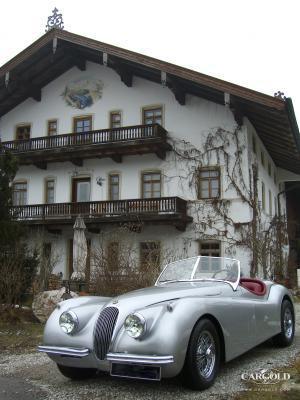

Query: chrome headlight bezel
<box><xmin>124</xmin><ymin>313</ymin><xmax>147</xmax><ymax>339</ymax></box>
<box><xmin>59</xmin><ymin>310</ymin><xmax>79</xmax><ymax>335</ymax></box>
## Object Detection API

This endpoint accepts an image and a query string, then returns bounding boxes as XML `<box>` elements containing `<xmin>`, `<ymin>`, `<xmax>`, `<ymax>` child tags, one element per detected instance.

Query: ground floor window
<box><xmin>199</xmin><ymin>241</ymin><xmax>221</xmax><ymax>257</ymax></box>
<box><xmin>198</xmin><ymin>241</ymin><xmax>222</xmax><ymax>272</ymax></box>
<box><xmin>140</xmin><ymin>241</ymin><xmax>160</xmax><ymax>270</ymax></box>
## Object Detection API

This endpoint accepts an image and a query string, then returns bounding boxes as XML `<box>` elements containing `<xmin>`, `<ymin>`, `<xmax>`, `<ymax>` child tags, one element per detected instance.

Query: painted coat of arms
<box><xmin>61</xmin><ymin>78</ymin><xmax>103</xmax><ymax>109</ymax></box>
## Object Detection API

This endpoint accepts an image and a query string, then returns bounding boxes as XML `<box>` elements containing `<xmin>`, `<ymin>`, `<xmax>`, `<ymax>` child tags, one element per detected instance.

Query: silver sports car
<box><xmin>38</xmin><ymin>256</ymin><xmax>295</xmax><ymax>390</ymax></box>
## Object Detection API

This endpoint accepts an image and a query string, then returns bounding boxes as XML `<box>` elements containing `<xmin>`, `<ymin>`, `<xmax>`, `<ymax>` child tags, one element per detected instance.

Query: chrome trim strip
<box><xmin>38</xmin><ymin>345</ymin><xmax>90</xmax><ymax>357</ymax></box>
<box><xmin>106</xmin><ymin>353</ymin><xmax>174</xmax><ymax>365</ymax></box>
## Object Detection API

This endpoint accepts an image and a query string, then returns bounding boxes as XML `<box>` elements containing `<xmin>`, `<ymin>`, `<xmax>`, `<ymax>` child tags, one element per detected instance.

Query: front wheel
<box><xmin>272</xmin><ymin>299</ymin><xmax>295</xmax><ymax>347</ymax></box>
<box><xmin>57</xmin><ymin>364</ymin><xmax>97</xmax><ymax>380</ymax></box>
<box><xmin>182</xmin><ymin>318</ymin><xmax>220</xmax><ymax>390</ymax></box>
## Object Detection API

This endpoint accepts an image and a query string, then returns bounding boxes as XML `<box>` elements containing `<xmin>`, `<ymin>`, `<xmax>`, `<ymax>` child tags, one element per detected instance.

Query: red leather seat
<box><xmin>239</xmin><ymin>278</ymin><xmax>266</xmax><ymax>296</ymax></box>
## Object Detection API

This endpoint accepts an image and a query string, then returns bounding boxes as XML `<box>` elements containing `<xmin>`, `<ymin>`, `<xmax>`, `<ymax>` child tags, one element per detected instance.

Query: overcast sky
<box><xmin>1</xmin><ymin>0</ymin><xmax>299</xmax><ymax>122</ymax></box>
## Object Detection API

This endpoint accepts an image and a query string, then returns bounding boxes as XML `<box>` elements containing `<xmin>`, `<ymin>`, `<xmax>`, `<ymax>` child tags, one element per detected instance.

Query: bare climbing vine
<box><xmin>168</xmin><ymin>125</ymin><xmax>288</xmax><ymax>279</ymax></box>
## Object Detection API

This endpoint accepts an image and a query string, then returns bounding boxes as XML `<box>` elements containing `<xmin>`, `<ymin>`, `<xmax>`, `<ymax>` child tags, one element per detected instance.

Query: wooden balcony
<box><xmin>1</xmin><ymin>124</ymin><xmax>171</xmax><ymax>168</ymax></box>
<box><xmin>11</xmin><ymin>197</ymin><xmax>192</xmax><ymax>231</ymax></box>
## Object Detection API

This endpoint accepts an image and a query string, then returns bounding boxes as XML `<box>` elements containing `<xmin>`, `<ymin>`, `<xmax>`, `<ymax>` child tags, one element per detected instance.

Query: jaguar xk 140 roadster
<box><xmin>38</xmin><ymin>256</ymin><xmax>295</xmax><ymax>390</ymax></box>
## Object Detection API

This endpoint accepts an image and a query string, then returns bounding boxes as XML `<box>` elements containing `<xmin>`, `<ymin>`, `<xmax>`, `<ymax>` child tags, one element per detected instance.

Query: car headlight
<box><xmin>124</xmin><ymin>313</ymin><xmax>146</xmax><ymax>339</ymax></box>
<box><xmin>59</xmin><ymin>311</ymin><xmax>78</xmax><ymax>334</ymax></box>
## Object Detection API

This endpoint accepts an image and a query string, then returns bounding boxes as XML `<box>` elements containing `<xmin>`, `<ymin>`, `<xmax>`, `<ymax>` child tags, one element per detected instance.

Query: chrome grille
<box><xmin>94</xmin><ymin>306</ymin><xmax>119</xmax><ymax>360</ymax></box>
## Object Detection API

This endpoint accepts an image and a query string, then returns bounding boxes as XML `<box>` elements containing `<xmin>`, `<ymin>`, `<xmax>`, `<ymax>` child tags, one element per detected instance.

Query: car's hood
<box><xmin>112</xmin><ymin>281</ymin><xmax>230</xmax><ymax>310</ymax></box>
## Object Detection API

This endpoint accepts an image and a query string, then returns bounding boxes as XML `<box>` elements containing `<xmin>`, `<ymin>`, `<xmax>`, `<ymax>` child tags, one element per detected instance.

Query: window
<box><xmin>143</xmin><ymin>106</ymin><xmax>162</xmax><ymax>125</ymax></box>
<box><xmin>197</xmin><ymin>168</ymin><xmax>220</xmax><ymax>199</ymax></box>
<box><xmin>261</xmin><ymin>182</ymin><xmax>265</xmax><ymax>211</ymax></box>
<box><xmin>199</xmin><ymin>241</ymin><xmax>221</xmax><ymax>257</ymax></box>
<box><xmin>274</xmin><ymin>172</ymin><xmax>277</xmax><ymax>185</ymax></box>
<box><xmin>142</xmin><ymin>172</ymin><xmax>161</xmax><ymax>198</ymax></box>
<box><xmin>110</xmin><ymin>111</ymin><xmax>121</xmax><ymax>129</ymax></box>
<box><xmin>73</xmin><ymin>116</ymin><xmax>92</xmax><ymax>133</ymax></box>
<box><xmin>140</xmin><ymin>242</ymin><xmax>160</xmax><ymax>269</ymax></box>
<box><xmin>252</xmin><ymin>135</ymin><xmax>257</xmax><ymax>154</ymax></box>
<box><xmin>72</xmin><ymin>178</ymin><xmax>91</xmax><ymax>202</ymax></box>
<box><xmin>268</xmin><ymin>162</ymin><xmax>272</xmax><ymax>177</ymax></box>
<box><xmin>109</xmin><ymin>174</ymin><xmax>120</xmax><ymax>201</ymax></box>
<box><xmin>45</xmin><ymin>179</ymin><xmax>55</xmax><ymax>204</ymax></box>
<box><xmin>261</xmin><ymin>151</ymin><xmax>265</xmax><ymax>167</ymax></box>
<box><xmin>12</xmin><ymin>182</ymin><xmax>27</xmax><ymax>205</ymax></box>
<box><xmin>274</xmin><ymin>196</ymin><xmax>277</xmax><ymax>215</ymax></box>
<box><xmin>47</xmin><ymin>120</ymin><xmax>58</xmax><ymax>136</ymax></box>
<box><xmin>269</xmin><ymin>189</ymin><xmax>272</xmax><ymax>216</ymax></box>
<box><xmin>16</xmin><ymin>125</ymin><xmax>30</xmax><ymax>140</ymax></box>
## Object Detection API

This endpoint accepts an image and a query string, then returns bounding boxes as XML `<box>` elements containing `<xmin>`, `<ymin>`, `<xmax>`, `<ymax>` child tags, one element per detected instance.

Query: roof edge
<box><xmin>285</xmin><ymin>98</ymin><xmax>300</xmax><ymax>154</ymax></box>
<box><xmin>0</xmin><ymin>28</ymin><xmax>285</xmax><ymax>111</ymax></box>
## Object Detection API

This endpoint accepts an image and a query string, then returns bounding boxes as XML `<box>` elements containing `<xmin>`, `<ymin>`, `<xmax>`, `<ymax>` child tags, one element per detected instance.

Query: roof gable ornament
<box><xmin>274</xmin><ymin>91</ymin><xmax>286</xmax><ymax>101</ymax></box>
<box><xmin>45</xmin><ymin>7</ymin><xmax>64</xmax><ymax>32</ymax></box>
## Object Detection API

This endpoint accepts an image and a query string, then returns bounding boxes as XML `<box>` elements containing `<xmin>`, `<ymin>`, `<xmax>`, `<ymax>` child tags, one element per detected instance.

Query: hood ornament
<box><xmin>112</xmin><ymin>298</ymin><xmax>119</xmax><ymax>304</ymax></box>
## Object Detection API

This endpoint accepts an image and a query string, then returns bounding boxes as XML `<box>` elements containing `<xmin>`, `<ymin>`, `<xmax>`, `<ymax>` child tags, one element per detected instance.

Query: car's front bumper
<box><xmin>106</xmin><ymin>352</ymin><xmax>174</xmax><ymax>365</ymax></box>
<box><xmin>38</xmin><ymin>345</ymin><xmax>90</xmax><ymax>357</ymax></box>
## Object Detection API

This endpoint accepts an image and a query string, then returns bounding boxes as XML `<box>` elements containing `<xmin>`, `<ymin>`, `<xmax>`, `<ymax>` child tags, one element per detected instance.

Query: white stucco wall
<box><xmin>1</xmin><ymin>60</ymin><xmax>287</xmax><ymax>278</ymax></box>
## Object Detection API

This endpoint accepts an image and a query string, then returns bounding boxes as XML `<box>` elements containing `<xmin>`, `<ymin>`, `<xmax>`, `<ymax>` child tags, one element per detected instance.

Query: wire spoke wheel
<box><xmin>196</xmin><ymin>330</ymin><xmax>216</xmax><ymax>378</ymax></box>
<box><xmin>182</xmin><ymin>318</ymin><xmax>220</xmax><ymax>390</ymax></box>
<box><xmin>283</xmin><ymin>308</ymin><xmax>293</xmax><ymax>339</ymax></box>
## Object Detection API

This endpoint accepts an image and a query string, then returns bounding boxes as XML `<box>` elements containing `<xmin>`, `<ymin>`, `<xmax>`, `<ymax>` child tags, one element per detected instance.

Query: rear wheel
<box><xmin>272</xmin><ymin>299</ymin><xmax>295</xmax><ymax>347</ymax></box>
<box><xmin>182</xmin><ymin>318</ymin><xmax>220</xmax><ymax>390</ymax></box>
<box><xmin>57</xmin><ymin>364</ymin><xmax>97</xmax><ymax>380</ymax></box>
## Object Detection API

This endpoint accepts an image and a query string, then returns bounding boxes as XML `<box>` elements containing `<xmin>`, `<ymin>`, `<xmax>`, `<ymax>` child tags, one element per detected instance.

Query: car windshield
<box><xmin>156</xmin><ymin>256</ymin><xmax>240</xmax><ymax>290</ymax></box>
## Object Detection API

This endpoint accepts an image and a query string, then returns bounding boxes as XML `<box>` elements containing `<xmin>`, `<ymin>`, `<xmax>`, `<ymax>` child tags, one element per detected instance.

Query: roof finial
<box><xmin>274</xmin><ymin>91</ymin><xmax>286</xmax><ymax>100</ymax></box>
<box><xmin>45</xmin><ymin>7</ymin><xmax>64</xmax><ymax>32</ymax></box>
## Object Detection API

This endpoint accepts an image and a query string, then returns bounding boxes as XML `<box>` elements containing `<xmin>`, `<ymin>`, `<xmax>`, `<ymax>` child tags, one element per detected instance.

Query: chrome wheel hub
<box><xmin>196</xmin><ymin>330</ymin><xmax>216</xmax><ymax>379</ymax></box>
<box><xmin>284</xmin><ymin>308</ymin><xmax>293</xmax><ymax>339</ymax></box>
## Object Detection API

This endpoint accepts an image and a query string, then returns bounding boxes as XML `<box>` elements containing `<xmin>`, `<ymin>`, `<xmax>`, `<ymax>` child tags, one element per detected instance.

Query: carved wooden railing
<box><xmin>1</xmin><ymin>124</ymin><xmax>167</xmax><ymax>153</ymax></box>
<box><xmin>10</xmin><ymin>197</ymin><xmax>188</xmax><ymax>221</ymax></box>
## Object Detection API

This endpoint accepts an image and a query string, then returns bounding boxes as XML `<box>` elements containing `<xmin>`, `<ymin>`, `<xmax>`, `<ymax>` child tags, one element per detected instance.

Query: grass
<box><xmin>0</xmin><ymin>308</ymin><xmax>44</xmax><ymax>353</ymax></box>
<box><xmin>234</xmin><ymin>356</ymin><xmax>300</xmax><ymax>400</ymax></box>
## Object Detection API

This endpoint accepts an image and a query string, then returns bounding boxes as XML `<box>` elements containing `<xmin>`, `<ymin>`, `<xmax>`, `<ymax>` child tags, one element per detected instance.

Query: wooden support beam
<box><xmin>175</xmin><ymin>222</ymin><xmax>186</xmax><ymax>232</ymax></box>
<box><xmin>111</xmin><ymin>154</ymin><xmax>122</xmax><ymax>163</ymax></box>
<box><xmin>87</xmin><ymin>227</ymin><xmax>101</xmax><ymax>234</ymax></box>
<box><xmin>230</xmin><ymin>99</ymin><xmax>244</xmax><ymax>126</ymax></box>
<box><xmin>34</xmin><ymin>161</ymin><xmax>47</xmax><ymax>170</ymax></box>
<box><xmin>71</xmin><ymin>158</ymin><xmax>83</xmax><ymax>167</ymax></box>
<box><xmin>172</xmin><ymin>85</ymin><xmax>186</xmax><ymax>105</ymax></box>
<box><xmin>73</xmin><ymin>57</ymin><xmax>86</xmax><ymax>71</ymax></box>
<box><xmin>47</xmin><ymin>228</ymin><xmax>62</xmax><ymax>235</ymax></box>
<box><xmin>167</xmin><ymin>77</ymin><xmax>186</xmax><ymax>105</ymax></box>
<box><xmin>111</xmin><ymin>62</ymin><xmax>133</xmax><ymax>87</ymax></box>
<box><xmin>156</xmin><ymin>150</ymin><xmax>166</xmax><ymax>160</ymax></box>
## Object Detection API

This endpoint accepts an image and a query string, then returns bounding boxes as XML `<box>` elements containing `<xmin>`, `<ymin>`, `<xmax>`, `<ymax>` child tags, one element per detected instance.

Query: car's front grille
<box><xmin>94</xmin><ymin>306</ymin><xmax>119</xmax><ymax>360</ymax></box>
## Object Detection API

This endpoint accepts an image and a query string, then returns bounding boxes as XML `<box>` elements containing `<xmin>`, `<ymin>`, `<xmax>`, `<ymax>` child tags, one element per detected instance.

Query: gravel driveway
<box><xmin>0</xmin><ymin>304</ymin><xmax>299</xmax><ymax>400</ymax></box>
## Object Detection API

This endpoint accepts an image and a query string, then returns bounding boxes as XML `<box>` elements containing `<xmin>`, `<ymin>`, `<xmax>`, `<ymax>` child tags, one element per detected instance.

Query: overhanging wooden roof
<box><xmin>0</xmin><ymin>28</ymin><xmax>300</xmax><ymax>173</ymax></box>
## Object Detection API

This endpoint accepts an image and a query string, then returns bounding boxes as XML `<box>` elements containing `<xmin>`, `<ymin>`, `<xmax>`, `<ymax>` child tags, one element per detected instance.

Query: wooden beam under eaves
<box><xmin>71</xmin><ymin>158</ymin><xmax>83</xmax><ymax>167</ymax></box>
<box><xmin>167</xmin><ymin>78</ymin><xmax>186</xmax><ymax>105</ymax></box>
<box><xmin>34</xmin><ymin>161</ymin><xmax>47</xmax><ymax>170</ymax></box>
<box><xmin>111</xmin><ymin>154</ymin><xmax>122</xmax><ymax>163</ymax></box>
<box><xmin>111</xmin><ymin>62</ymin><xmax>133</xmax><ymax>87</ymax></box>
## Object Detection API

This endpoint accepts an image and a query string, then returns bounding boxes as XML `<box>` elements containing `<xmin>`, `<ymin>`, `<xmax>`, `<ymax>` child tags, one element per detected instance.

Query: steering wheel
<box><xmin>211</xmin><ymin>269</ymin><xmax>229</xmax><ymax>278</ymax></box>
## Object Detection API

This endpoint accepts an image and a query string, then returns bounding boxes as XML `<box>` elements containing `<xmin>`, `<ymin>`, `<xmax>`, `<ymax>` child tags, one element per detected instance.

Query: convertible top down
<box><xmin>38</xmin><ymin>256</ymin><xmax>295</xmax><ymax>390</ymax></box>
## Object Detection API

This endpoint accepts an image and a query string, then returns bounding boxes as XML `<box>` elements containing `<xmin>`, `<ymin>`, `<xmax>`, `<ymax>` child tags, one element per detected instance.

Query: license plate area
<box><xmin>110</xmin><ymin>363</ymin><xmax>161</xmax><ymax>381</ymax></box>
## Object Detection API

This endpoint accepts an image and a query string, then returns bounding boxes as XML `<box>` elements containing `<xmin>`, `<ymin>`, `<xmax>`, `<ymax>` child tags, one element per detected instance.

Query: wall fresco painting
<box><xmin>62</xmin><ymin>79</ymin><xmax>103</xmax><ymax>109</ymax></box>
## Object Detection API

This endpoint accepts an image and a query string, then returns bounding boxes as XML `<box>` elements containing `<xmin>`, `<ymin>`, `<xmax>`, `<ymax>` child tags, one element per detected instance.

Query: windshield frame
<box><xmin>155</xmin><ymin>256</ymin><xmax>241</xmax><ymax>290</ymax></box>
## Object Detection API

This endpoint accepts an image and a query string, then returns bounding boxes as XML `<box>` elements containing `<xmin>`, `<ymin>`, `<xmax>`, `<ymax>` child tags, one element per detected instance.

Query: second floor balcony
<box><xmin>1</xmin><ymin>124</ymin><xmax>171</xmax><ymax>169</ymax></box>
<box><xmin>11</xmin><ymin>197</ymin><xmax>192</xmax><ymax>231</ymax></box>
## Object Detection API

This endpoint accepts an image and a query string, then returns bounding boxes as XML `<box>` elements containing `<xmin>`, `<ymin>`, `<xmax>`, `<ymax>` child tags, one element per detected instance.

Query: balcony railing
<box><xmin>1</xmin><ymin>124</ymin><xmax>171</xmax><ymax>166</ymax></box>
<box><xmin>11</xmin><ymin>197</ymin><xmax>192</xmax><ymax>231</ymax></box>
